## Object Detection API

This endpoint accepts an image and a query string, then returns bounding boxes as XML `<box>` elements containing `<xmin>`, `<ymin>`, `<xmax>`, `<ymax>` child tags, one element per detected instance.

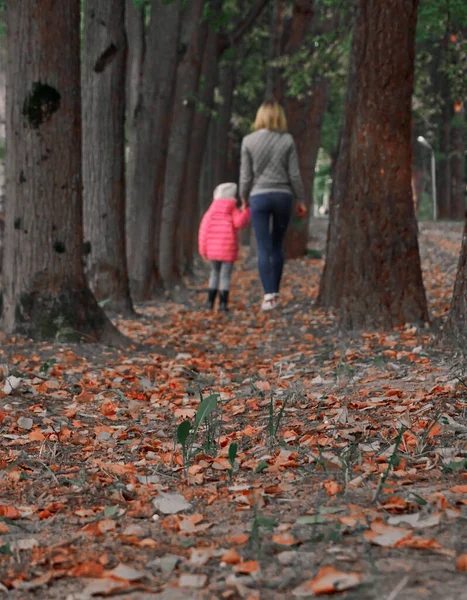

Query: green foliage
<box><xmin>227</xmin><ymin>441</ymin><xmax>238</xmax><ymax>480</ymax></box>
<box><xmin>0</xmin><ymin>0</ymin><xmax>4</xmax><ymax>37</ymax></box>
<box><xmin>176</xmin><ymin>392</ymin><xmax>220</xmax><ymax>476</ymax></box>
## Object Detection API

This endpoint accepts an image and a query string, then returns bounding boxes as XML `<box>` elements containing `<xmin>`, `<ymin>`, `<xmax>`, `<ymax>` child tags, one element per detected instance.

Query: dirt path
<box><xmin>0</xmin><ymin>221</ymin><xmax>466</xmax><ymax>599</ymax></box>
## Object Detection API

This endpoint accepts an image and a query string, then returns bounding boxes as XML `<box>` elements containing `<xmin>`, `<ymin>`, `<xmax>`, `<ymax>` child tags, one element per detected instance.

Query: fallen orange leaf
<box><xmin>69</xmin><ymin>561</ymin><xmax>105</xmax><ymax>578</ymax></box>
<box><xmin>323</xmin><ymin>480</ymin><xmax>342</xmax><ymax>496</ymax></box>
<box><xmin>221</xmin><ymin>548</ymin><xmax>241</xmax><ymax>564</ymax></box>
<box><xmin>0</xmin><ymin>505</ymin><xmax>20</xmax><ymax>520</ymax></box>
<box><xmin>234</xmin><ymin>560</ymin><xmax>260</xmax><ymax>574</ymax></box>
<box><xmin>456</xmin><ymin>555</ymin><xmax>467</xmax><ymax>572</ymax></box>
<box><xmin>229</xmin><ymin>534</ymin><xmax>249</xmax><ymax>546</ymax></box>
<box><xmin>272</xmin><ymin>533</ymin><xmax>295</xmax><ymax>546</ymax></box>
<box><xmin>450</xmin><ymin>485</ymin><xmax>467</xmax><ymax>494</ymax></box>
<box><xmin>293</xmin><ymin>566</ymin><xmax>362</xmax><ymax>596</ymax></box>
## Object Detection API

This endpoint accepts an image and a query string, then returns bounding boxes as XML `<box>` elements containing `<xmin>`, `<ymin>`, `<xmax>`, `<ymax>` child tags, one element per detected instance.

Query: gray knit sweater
<box><xmin>239</xmin><ymin>129</ymin><xmax>305</xmax><ymax>203</ymax></box>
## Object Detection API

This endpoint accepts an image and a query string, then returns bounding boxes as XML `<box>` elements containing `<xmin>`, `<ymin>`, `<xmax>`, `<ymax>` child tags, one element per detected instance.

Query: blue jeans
<box><xmin>250</xmin><ymin>192</ymin><xmax>293</xmax><ymax>294</ymax></box>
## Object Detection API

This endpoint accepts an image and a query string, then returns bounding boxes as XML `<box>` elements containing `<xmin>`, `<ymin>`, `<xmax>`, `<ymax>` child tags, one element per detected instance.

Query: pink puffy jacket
<box><xmin>198</xmin><ymin>198</ymin><xmax>251</xmax><ymax>263</ymax></box>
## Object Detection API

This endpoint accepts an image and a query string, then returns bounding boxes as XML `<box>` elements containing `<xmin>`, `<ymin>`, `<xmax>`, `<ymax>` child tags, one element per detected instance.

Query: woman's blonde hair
<box><xmin>253</xmin><ymin>101</ymin><xmax>288</xmax><ymax>132</ymax></box>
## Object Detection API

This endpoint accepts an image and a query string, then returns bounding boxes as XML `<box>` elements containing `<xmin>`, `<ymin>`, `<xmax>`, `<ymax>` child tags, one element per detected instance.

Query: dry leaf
<box><xmin>311</xmin><ymin>566</ymin><xmax>362</xmax><ymax>595</ymax></box>
<box><xmin>364</xmin><ymin>520</ymin><xmax>410</xmax><ymax>547</ymax></box>
<box><xmin>234</xmin><ymin>560</ymin><xmax>260</xmax><ymax>574</ymax></box>
<box><xmin>323</xmin><ymin>480</ymin><xmax>342</xmax><ymax>496</ymax></box>
<box><xmin>456</xmin><ymin>554</ymin><xmax>467</xmax><ymax>572</ymax></box>
<box><xmin>221</xmin><ymin>548</ymin><xmax>241</xmax><ymax>564</ymax></box>
<box><xmin>179</xmin><ymin>574</ymin><xmax>208</xmax><ymax>588</ymax></box>
<box><xmin>153</xmin><ymin>492</ymin><xmax>191</xmax><ymax>515</ymax></box>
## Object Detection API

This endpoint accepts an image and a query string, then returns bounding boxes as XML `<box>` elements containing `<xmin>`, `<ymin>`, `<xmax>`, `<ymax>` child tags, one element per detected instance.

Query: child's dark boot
<box><xmin>207</xmin><ymin>289</ymin><xmax>217</xmax><ymax>310</ymax></box>
<box><xmin>219</xmin><ymin>290</ymin><xmax>229</xmax><ymax>312</ymax></box>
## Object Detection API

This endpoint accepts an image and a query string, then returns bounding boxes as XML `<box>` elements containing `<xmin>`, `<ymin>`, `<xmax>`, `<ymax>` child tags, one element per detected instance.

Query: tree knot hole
<box><xmin>22</xmin><ymin>82</ymin><xmax>61</xmax><ymax>129</ymax></box>
<box><xmin>94</xmin><ymin>43</ymin><xmax>118</xmax><ymax>73</ymax></box>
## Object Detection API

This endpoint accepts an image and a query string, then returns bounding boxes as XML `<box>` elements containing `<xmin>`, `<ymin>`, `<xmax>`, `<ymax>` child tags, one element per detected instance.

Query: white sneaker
<box><xmin>261</xmin><ymin>293</ymin><xmax>279</xmax><ymax>312</ymax></box>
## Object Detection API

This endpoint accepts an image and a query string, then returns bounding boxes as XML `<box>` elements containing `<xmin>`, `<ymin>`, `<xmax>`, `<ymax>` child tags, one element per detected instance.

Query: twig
<box><xmin>386</xmin><ymin>575</ymin><xmax>409</xmax><ymax>600</ymax></box>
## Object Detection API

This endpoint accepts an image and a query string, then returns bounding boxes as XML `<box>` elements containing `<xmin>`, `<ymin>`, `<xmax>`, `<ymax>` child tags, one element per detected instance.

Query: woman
<box><xmin>239</xmin><ymin>101</ymin><xmax>306</xmax><ymax>311</ymax></box>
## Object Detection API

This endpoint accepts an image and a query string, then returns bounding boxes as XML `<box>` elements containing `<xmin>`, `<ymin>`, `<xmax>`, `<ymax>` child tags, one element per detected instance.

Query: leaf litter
<box><xmin>0</xmin><ymin>221</ymin><xmax>466</xmax><ymax>599</ymax></box>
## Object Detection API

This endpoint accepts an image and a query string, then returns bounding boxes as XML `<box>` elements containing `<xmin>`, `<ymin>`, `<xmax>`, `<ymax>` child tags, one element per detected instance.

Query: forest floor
<box><xmin>0</xmin><ymin>219</ymin><xmax>466</xmax><ymax>600</ymax></box>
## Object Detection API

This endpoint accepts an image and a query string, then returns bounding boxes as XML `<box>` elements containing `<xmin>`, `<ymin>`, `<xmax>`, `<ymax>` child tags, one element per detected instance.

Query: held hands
<box><xmin>241</xmin><ymin>196</ymin><xmax>249</xmax><ymax>210</ymax></box>
<box><xmin>296</xmin><ymin>202</ymin><xmax>307</xmax><ymax>218</ymax></box>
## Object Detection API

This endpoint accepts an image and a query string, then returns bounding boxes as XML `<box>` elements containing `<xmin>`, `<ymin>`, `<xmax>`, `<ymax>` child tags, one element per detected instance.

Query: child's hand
<box><xmin>296</xmin><ymin>202</ymin><xmax>307</xmax><ymax>218</ymax></box>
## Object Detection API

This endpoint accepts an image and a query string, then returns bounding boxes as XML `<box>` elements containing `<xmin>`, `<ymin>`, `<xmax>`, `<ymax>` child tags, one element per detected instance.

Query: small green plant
<box><xmin>39</xmin><ymin>358</ymin><xmax>56</xmax><ymax>376</ymax></box>
<box><xmin>268</xmin><ymin>391</ymin><xmax>289</xmax><ymax>447</ymax></box>
<box><xmin>374</xmin><ymin>426</ymin><xmax>406</xmax><ymax>502</ymax></box>
<box><xmin>249</xmin><ymin>511</ymin><xmax>277</xmax><ymax>558</ymax></box>
<box><xmin>176</xmin><ymin>392</ymin><xmax>220</xmax><ymax>477</ymax></box>
<box><xmin>227</xmin><ymin>442</ymin><xmax>238</xmax><ymax>481</ymax></box>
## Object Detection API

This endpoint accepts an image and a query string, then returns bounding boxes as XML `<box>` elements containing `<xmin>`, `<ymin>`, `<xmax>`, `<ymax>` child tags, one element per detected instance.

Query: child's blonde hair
<box><xmin>253</xmin><ymin>101</ymin><xmax>288</xmax><ymax>132</ymax></box>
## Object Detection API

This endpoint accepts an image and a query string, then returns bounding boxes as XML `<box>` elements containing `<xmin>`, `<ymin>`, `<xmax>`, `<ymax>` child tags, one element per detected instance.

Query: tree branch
<box><xmin>218</xmin><ymin>0</ymin><xmax>271</xmax><ymax>55</ymax></box>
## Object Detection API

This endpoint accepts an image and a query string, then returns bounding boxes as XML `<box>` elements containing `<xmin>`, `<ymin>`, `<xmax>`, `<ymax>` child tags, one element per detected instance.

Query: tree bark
<box><xmin>181</xmin><ymin>30</ymin><xmax>220</xmax><ymax>273</ymax></box>
<box><xmin>158</xmin><ymin>0</ymin><xmax>208</xmax><ymax>291</ymax></box>
<box><xmin>124</xmin><ymin>0</ymin><xmax>145</xmax><ymax>239</ymax></box>
<box><xmin>214</xmin><ymin>64</ymin><xmax>235</xmax><ymax>186</ymax></box>
<box><xmin>285</xmin><ymin>81</ymin><xmax>327</xmax><ymax>258</ymax></box>
<box><xmin>82</xmin><ymin>0</ymin><xmax>133</xmax><ymax>315</ymax></box>
<box><xmin>317</xmin><ymin>0</ymin><xmax>429</xmax><ymax>330</ymax></box>
<box><xmin>126</xmin><ymin>0</ymin><xmax>181</xmax><ymax>300</ymax></box>
<box><xmin>283</xmin><ymin>0</ymin><xmax>323</xmax><ymax>259</ymax></box>
<box><xmin>434</xmin><ymin>37</ymin><xmax>452</xmax><ymax>220</ymax></box>
<box><xmin>450</xmin><ymin>104</ymin><xmax>465</xmax><ymax>219</ymax></box>
<box><xmin>446</xmin><ymin>218</ymin><xmax>467</xmax><ymax>340</ymax></box>
<box><xmin>265</xmin><ymin>0</ymin><xmax>287</xmax><ymax>100</ymax></box>
<box><xmin>2</xmin><ymin>0</ymin><xmax>124</xmax><ymax>344</ymax></box>
<box><xmin>125</xmin><ymin>0</ymin><xmax>145</xmax><ymax>131</ymax></box>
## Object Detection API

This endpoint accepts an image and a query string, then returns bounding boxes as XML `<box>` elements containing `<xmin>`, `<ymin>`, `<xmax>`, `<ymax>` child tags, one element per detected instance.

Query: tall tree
<box><xmin>82</xmin><ymin>0</ymin><xmax>133</xmax><ymax>315</ymax></box>
<box><xmin>125</xmin><ymin>0</ymin><xmax>145</xmax><ymax>133</ymax></box>
<box><xmin>180</xmin><ymin>29</ymin><xmax>220</xmax><ymax>273</ymax></box>
<box><xmin>158</xmin><ymin>0</ymin><xmax>209</xmax><ymax>292</ymax></box>
<box><xmin>446</xmin><ymin>218</ymin><xmax>467</xmax><ymax>341</ymax></box>
<box><xmin>126</xmin><ymin>0</ymin><xmax>181</xmax><ymax>300</ymax></box>
<box><xmin>2</xmin><ymin>0</ymin><xmax>123</xmax><ymax>343</ymax></box>
<box><xmin>317</xmin><ymin>0</ymin><xmax>429</xmax><ymax>329</ymax></box>
<box><xmin>282</xmin><ymin>0</ymin><xmax>322</xmax><ymax>259</ymax></box>
<box><xmin>264</xmin><ymin>0</ymin><xmax>286</xmax><ymax>99</ymax></box>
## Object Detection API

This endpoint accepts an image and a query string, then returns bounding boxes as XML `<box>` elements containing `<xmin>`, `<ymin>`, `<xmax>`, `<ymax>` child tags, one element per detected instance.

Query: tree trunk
<box><xmin>124</xmin><ymin>0</ymin><xmax>145</xmax><ymax>241</ymax></box>
<box><xmin>126</xmin><ymin>0</ymin><xmax>181</xmax><ymax>300</ymax></box>
<box><xmin>125</xmin><ymin>0</ymin><xmax>145</xmax><ymax>131</ymax></box>
<box><xmin>285</xmin><ymin>81</ymin><xmax>328</xmax><ymax>258</ymax></box>
<box><xmin>82</xmin><ymin>0</ymin><xmax>133</xmax><ymax>315</ymax></box>
<box><xmin>450</xmin><ymin>104</ymin><xmax>465</xmax><ymax>220</ymax></box>
<box><xmin>2</xmin><ymin>0</ymin><xmax>124</xmax><ymax>344</ymax></box>
<box><xmin>265</xmin><ymin>0</ymin><xmax>287</xmax><ymax>100</ymax></box>
<box><xmin>434</xmin><ymin>37</ymin><xmax>452</xmax><ymax>220</ymax></box>
<box><xmin>446</xmin><ymin>218</ymin><xmax>467</xmax><ymax>340</ymax></box>
<box><xmin>181</xmin><ymin>30</ymin><xmax>220</xmax><ymax>273</ymax></box>
<box><xmin>214</xmin><ymin>64</ymin><xmax>235</xmax><ymax>186</ymax></box>
<box><xmin>317</xmin><ymin>0</ymin><xmax>429</xmax><ymax>330</ymax></box>
<box><xmin>158</xmin><ymin>0</ymin><xmax>208</xmax><ymax>291</ymax></box>
<box><xmin>283</xmin><ymin>0</ymin><xmax>322</xmax><ymax>259</ymax></box>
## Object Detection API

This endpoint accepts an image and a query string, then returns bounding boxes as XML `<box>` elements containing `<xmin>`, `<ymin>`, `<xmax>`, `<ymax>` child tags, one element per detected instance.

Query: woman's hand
<box><xmin>296</xmin><ymin>202</ymin><xmax>307</xmax><ymax>218</ymax></box>
<box><xmin>241</xmin><ymin>196</ymin><xmax>249</xmax><ymax>209</ymax></box>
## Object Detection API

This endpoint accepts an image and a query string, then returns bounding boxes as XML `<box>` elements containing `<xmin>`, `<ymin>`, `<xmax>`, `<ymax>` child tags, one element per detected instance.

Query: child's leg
<box><xmin>207</xmin><ymin>261</ymin><xmax>221</xmax><ymax>309</ymax></box>
<box><xmin>208</xmin><ymin>261</ymin><xmax>222</xmax><ymax>290</ymax></box>
<box><xmin>218</xmin><ymin>262</ymin><xmax>234</xmax><ymax>312</ymax></box>
<box><xmin>219</xmin><ymin>262</ymin><xmax>234</xmax><ymax>291</ymax></box>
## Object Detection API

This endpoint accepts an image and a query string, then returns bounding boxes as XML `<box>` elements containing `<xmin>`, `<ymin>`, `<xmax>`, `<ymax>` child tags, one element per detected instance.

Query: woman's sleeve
<box><xmin>239</xmin><ymin>138</ymin><xmax>253</xmax><ymax>199</ymax></box>
<box><xmin>287</xmin><ymin>138</ymin><xmax>306</xmax><ymax>204</ymax></box>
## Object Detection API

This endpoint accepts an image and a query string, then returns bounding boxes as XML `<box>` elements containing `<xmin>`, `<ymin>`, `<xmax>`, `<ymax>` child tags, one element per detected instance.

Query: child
<box><xmin>198</xmin><ymin>182</ymin><xmax>250</xmax><ymax>311</ymax></box>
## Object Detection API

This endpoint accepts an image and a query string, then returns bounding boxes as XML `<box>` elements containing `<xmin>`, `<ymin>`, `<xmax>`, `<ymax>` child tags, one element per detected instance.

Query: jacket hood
<box><xmin>214</xmin><ymin>182</ymin><xmax>238</xmax><ymax>200</ymax></box>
